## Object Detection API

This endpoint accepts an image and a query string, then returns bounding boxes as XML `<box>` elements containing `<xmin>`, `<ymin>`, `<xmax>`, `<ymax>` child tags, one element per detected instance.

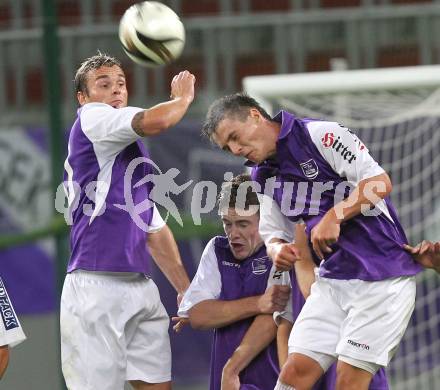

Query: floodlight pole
<box><xmin>41</xmin><ymin>0</ymin><xmax>67</xmax><ymax>389</ymax></box>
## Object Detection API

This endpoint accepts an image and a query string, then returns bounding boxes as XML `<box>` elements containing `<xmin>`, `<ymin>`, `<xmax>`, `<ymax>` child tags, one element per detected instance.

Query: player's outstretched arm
<box><xmin>221</xmin><ymin>314</ymin><xmax>277</xmax><ymax>390</ymax></box>
<box><xmin>188</xmin><ymin>285</ymin><xmax>290</xmax><ymax>330</ymax></box>
<box><xmin>404</xmin><ymin>240</ymin><xmax>440</xmax><ymax>273</ymax></box>
<box><xmin>147</xmin><ymin>224</ymin><xmax>190</xmax><ymax>299</ymax></box>
<box><xmin>131</xmin><ymin>70</ymin><xmax>195</xmax><ymax>136</ymax></box>
<box><xmin>0</xmin><ymin>345</ymin><xmax>9</xmax><ymax>379</ymax></box>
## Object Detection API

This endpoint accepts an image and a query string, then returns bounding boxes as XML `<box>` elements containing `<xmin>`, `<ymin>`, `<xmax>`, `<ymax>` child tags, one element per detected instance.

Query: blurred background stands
<box><xmin>0</xmin><ymin>0</ymin><xmax>439</xmax><ymax>125</ymax></box>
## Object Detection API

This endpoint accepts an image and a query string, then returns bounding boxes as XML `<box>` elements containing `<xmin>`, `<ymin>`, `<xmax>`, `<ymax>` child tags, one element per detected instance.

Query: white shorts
<box><xmin>288</xmin><ymin>272</ymin><xmax>416</xmax><ymax>370</ymax></box>
<box><xmin>61</xmin><ymin>270</ymin><xmax>171</xmax><ymax>390</ymax></box>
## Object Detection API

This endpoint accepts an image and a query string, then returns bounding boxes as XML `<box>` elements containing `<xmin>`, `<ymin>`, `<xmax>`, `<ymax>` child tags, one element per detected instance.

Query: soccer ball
<box><xmin>118</xmin><ymin>1</ymin><xmax>185</xmax><ymax>67</ymax></box>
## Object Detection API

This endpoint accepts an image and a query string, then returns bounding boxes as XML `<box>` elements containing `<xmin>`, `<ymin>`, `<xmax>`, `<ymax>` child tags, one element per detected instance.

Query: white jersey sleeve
<box><xmin>80</xmin><ymin>102</ymin><xmax>144</xmax><ymax>159</ymax></box>
<box><xmin>146</xmin><ymin>204</ymin><xmax>166</xmax><ymax>233</ymax></box>
<box><xmin>178</xmin><ymin>238</ymin><xmax>222</xmax><ymax>318</ymax></box>
<box><xmin>307</xmin><ymin>121</ymin><xmax>394</xmax><ymax>221</ymax></box>
<box><xmin>307</xmin><ymin>121</ymin><xmax>385</xmax><ymax>186</ymax></box>
<box><xmin>0</xmin><ymin>278</ymin><xmax>26</xmax><ymax>348</ymax></box>
<box><xmin>265</xmin><ymin>266</ymin><xmax>293</xmax><ymax>325</ymax></box>
<box><xmin>259</xmin><ymin>194</ymin><xmax>296</xmax><ymax>245</ymax></box>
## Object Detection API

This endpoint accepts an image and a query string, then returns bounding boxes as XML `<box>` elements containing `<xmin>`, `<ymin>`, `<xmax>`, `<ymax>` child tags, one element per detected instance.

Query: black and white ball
<box><xmin>119</xmin><ymin>1</ymin><xmax>185</xmax><ymax>67</ymax></box>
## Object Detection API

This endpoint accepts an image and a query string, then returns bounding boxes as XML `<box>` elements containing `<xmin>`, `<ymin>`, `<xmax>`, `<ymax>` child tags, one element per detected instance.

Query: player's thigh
<box><xmin>336</xmin><ymin>276</ymin><xmax>416</xmax><ymax>367</ymax></box>
<box><xmin>279</xmin><ymin>352</ymin><xmax>327</xmax><ymax>388</ymax></box>
<box><xmin>60</xmin><ymin>272</ymin><xmax>128</xmax><ymax>390</ymax></box>
<box><xmin>289</xmin><ymin>275</ymin><xmax>345</xmax><ymax>357</ymax></box>
<box><xmin>126</xmin><ymin>280</ymin><xmax>171</xmax><ymax>384</ymax></box>
<box><xmin>336</xmin><ymin>360</ymin><xmax>373</xmax><ymax>390</ymax></box>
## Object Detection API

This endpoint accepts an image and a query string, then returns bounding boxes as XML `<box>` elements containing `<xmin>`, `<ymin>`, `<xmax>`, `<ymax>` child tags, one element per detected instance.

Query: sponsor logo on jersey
<box><xmin>0</xmin><ymin>279</ymin><xmax>19</xmax><ymax>331</ymax></box>
<box><xmin>252</xmin><ymin>257</ymin><xmax>269</xmax><ymax>275</ymax></box>
<box><xmin>347</xmin><ymin>339</ymin><xmax>370</xmax><ymax>350</ymax></box>
<box><xmin>321</xmin><ymin>132</ymin><xmax>357</xmax><ymax>164</ymax></box>
<box><xmin>321</xmin><ymin>132</ymin><xmax>335</xmax><ymax>148</ymax></box>
<box><xmin>300</xmin><ymin>159</ymin><xmax>319</xmax><ymax>179</ymax></box>
<box><xmin>222</xmin><ymin>260</ymin><xmax>240</xmax><ymax>268</ymax></box>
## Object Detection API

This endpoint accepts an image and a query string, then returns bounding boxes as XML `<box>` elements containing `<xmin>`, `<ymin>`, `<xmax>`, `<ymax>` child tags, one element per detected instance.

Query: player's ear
<box><xmin>77</xmin><ymin>91</ymin><xmax>86</xmax><ymax>106</ymax></box>
<box><xmin>249</xmin><ymin>108</ymin><xmax>261</xmax><ymax>121</ymax></box>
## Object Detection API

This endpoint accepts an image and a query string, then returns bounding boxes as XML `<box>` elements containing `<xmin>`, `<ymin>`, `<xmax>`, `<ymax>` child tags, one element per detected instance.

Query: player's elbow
<box><xmin>363</xmin><ymin>172</ymin><xmax>393</xmax><ymax>200</ymax></box>
<box><xmin>188</xmin><ymin>316</ymin><xmax>211</xmax><ymax>330</ymax></box>
<box><xmin>131</xmin><ymin>110</ymin><xmax>172</xmax><ymax>137</ymax></box>
<box><xmin>188</xmin><ymin>306</ymin><xmax>213</xmax><ymax>330</ymax></box>
<box><xmin>385</xmin><ymin>177</ymin><xmax>392</xmax><ymax>196</ymax></box>
<box><xmin>380</xmin><ymin>173</ymin><xmax>393</xmax><ymax>198</ymax></box>
<box><xmin>188</xmin><ymin>309</ymin><xmax>213</xmax><ymax>329</ymax></box>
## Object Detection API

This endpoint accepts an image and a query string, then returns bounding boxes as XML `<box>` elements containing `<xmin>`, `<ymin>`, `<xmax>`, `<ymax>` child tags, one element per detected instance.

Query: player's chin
<box><xmin>110</xmin><ymin>101</ymin><xmax>126</xmax><ymax>109</ymax></box>
<box><xmin>231</xmin><ymin>248</ymin><xmax>249</xmax><ymax>260</ymax></box>
<box><xmin>249</xmin><ymin>153</ymin><xmax>265</xmax><ymax>164</ymax></box>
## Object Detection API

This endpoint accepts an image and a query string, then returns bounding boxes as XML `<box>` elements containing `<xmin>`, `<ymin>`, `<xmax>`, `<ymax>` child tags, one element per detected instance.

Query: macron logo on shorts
<box><xmin>347</xmin><ymin>339</ymin><xmax>370</xmax><ymax>350</ymax></box>
<box><xmin>0</xmin><ymin>279</ymin><xmax>19</xmax><ymax>331</ymax></box>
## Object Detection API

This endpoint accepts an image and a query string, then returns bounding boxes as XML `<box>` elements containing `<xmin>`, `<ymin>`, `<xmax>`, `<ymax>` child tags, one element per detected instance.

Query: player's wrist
<box><xmin>171</xmin><ymin>94</ymin><xmax>193</xmax><ymax>107</ymax></box>
<box><xmin>326</xmin><ymin>207</ymin><xmax>343</xmax><ymax>224</ymax></box>
<box><xmin>225</xmin><ymin>348</ymin><xmax>249</xmax><ymax>374</ymax></box>
<box><xmin>255</xmin><ymin>295</ymin><xmax>265</xmax><ymax>313</ymax></box>
<box><xmin>223</xmin><ymin>360</ymin><xmax>240</xmax><ymax>376</ymax></box>
<box><xmin>267</xmin><ymin>241</ymin><xmax>285</xmax><ymax>260</ymax></box>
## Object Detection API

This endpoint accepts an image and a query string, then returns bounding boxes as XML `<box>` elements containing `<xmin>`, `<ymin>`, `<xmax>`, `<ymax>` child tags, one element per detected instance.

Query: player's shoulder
<box><xmin>80</xmin><ymin>102</ymin><xmax>112</xmax><ymax>115</ymax></box>
<box><xmin>304</xmin><ymin>120</ymin><xmax>357</xmax><ymax>150</ymax></box>
<box><xmin>305</xmin><ymin>119</ymin><xmax>342</xmax><ymax>135</ymax></box>
<box><xmin>200</xmin><ymin>236</ymin><xmax>230</xmax><ymax>264</ymax></box>
<box><xmin>202</xmin><ymin>236</ymin><xmax>225</xmax><ymax>256</ymax></box>
<box><xmin>79</xmin><ymin>102</ymin><xmax>113</xmax><ymax>126</ymax></box>
<box><xmin>213</xmin><ymin>235</ymin><xmax>229</xmax><ymax>249</ymax></box>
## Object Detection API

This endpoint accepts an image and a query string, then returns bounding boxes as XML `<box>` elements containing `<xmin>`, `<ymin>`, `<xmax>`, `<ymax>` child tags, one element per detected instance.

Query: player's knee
<box><xmin>279</xmin><ymin>356</ymin><xmax>313</xmax><ymax>390</ymax></box>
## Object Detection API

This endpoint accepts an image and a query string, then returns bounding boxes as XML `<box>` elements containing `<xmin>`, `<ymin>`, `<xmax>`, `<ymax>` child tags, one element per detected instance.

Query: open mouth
<box><xmin>231</xmin><ymin>243</ymin><xmax>245</xmax><ymax>251</ymax></box>
<box><xmin>111</xmin><ymin>100</ymin><xmax>122</xmax><ymax>107</ymax></box>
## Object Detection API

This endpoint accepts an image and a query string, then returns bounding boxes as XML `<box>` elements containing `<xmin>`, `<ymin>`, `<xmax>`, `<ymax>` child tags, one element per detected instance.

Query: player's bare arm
<box><xmin>266</xmin><ymin>230</ymin><xmax>315</xmax><ymax>299</ymax></box>
<box><xmin>147</xmin><ymin>224</ymin><xmax>190</xmax><ymax>298</ymax></box>
<box><xmin>276</xmin><ymin>318</ymin><xmax>293</xmax><ymax>369</ymax></box>
<box><xmin>293</xmin><ymin>224</ymin><xmax>316</xmax><ymax>299</ymax></box>
<box><xmin>131</xmin><ymin>70</ymin><xmax>195</xmax><ymax>136</ymax></box>
<box><xmin>311</xmin><ymin>172</ymin><xmax>392</xmax><ymax>259</ymax></box>
<box><xmin>188</xmin><ymin>285</ymin><xmax>290</xmax><ymax>330</ymax></box>
<box><xmin>267</xmin><ymin>239</ymin><xmax>300</xmax><ymax>271</ymax></box>
<box><xmin>404</xmin><ymin>240</ymin><xmax>440</xmax><ymax>273</ymax></box>
<box><xmin>0</xmin><ymin>345</ymin><xmax>9</xmax><ymax>379</ymax></box>
<box><xmin>221</xmin><ymin>314</ymin><xmax>277</xmax><ymax>390</ymax></box>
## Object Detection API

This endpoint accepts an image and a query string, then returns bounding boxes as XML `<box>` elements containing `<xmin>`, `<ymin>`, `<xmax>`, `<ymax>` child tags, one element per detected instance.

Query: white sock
<box><xmin>274</xmin><ymin>380</ymin><xmax>295</xmax><ymax>390</ymax></box>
